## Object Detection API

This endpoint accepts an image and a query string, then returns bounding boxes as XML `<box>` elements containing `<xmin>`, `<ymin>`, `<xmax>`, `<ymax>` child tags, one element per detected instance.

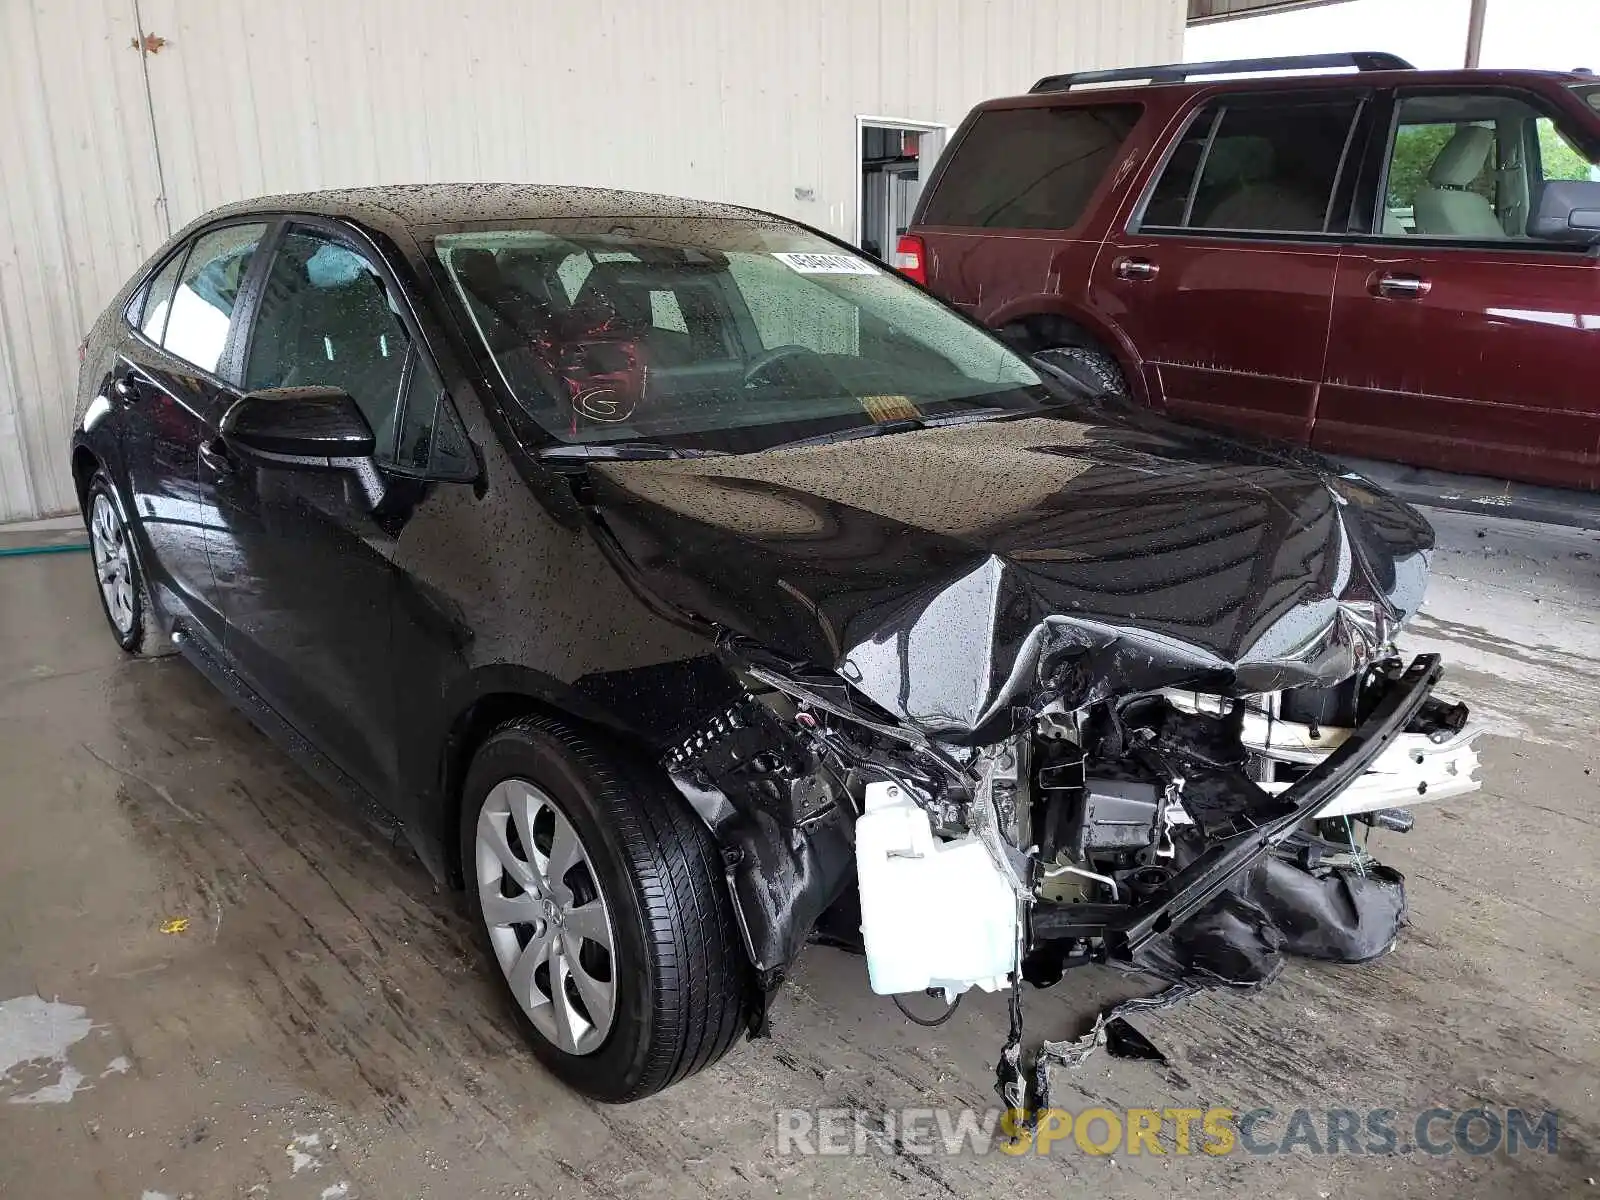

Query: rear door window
<box><xmin>918</xmin><ymin>104</ymin><xmax>1141</xmax><ymax>229</ymax></box>
<box><xmin>134</xmin><ymin>249</ymin><xmax>188</xmax><ymax>344</ymax></box>
<box><xmin>1141</xmin><ymin>99</ymin><xmax>1362</xmax><ymax>234</ymax></box>
<box><xmin>161</xmin><ymin>223</ymin><xmax>268</xmax><ymax>375</ymax></box>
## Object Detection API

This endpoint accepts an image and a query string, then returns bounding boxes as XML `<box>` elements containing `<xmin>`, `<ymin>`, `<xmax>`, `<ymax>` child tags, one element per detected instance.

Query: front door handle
<box><xmin>1371</xmin><ymin>272</ymin><xmax>1432</xmax><ymax>299</ymax></box>
<box><xmin>198</xmin><ymin>438</ymin><xmax>235</xmax><ymax>475</ymax></box>
<box><xmin>1114</xmin><ymin>256</ymin><xmax>1159</xmax><ymax>281</ymax></box>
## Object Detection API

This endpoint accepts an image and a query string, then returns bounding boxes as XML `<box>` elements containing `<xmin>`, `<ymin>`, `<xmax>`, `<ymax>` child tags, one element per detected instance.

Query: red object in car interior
<box><xmin>892</xmin><ymin>234</ymin><xmax>926</xmax><ymax>285</ymax></box>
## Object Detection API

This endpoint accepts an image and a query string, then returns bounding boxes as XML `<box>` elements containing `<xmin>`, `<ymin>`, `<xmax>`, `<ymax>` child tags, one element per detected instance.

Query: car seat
<box><xmin>545</xmin><ymin>277</ymin><xmax>650</xmax><ymax>430</ymax></box>
<box><xmin>1412</xmin><ymin>126</ymin><xmax>1504</xmax><ymax>238</ymax></box>
<box><xmin>1203</xmin><ymin>137</ymin><xmax>1330</xmax><ymax>232</ymax></box>
<box><xmin>450</xmin><ymin>249</ymin><xmax>558</xmax><ymax>352</ymax></box>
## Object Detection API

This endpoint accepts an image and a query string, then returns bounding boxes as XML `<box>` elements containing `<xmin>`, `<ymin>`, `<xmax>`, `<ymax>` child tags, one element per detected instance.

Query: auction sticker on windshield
<box><xmin>772</xmin><ymin>252</ymin><xmax>877</xmax><ymax>274</ymax></box>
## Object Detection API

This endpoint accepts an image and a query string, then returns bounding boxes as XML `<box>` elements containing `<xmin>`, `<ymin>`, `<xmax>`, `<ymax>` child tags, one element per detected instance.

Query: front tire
<box><xmin>84</xmin><ymin>472</ymin><xmax>174</xmax><ymax>657</ymax></box>
<box><xmin>461</xmin><ymin>715</ymin><xmax>751</xmax><ymax>1102</ymax></box>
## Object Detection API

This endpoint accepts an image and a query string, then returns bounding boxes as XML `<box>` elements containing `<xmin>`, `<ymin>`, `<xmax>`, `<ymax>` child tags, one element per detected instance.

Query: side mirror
<box><xmin>1528</xmin><ymin>179</ymin><xmax>1600</xmax><ymax>243</ymax></box>
<box><xmin>220</xmin><ymin>387</ymin><xmax>385</xmax><ymax>507</ymax></box>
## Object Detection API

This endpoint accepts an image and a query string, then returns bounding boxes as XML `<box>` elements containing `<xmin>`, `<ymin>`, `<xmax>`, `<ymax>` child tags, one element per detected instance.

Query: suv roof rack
<box><xmin>1028</xmin><ymin>51</ymin><xmax>1415</xmax><ymax>94</ymax></box>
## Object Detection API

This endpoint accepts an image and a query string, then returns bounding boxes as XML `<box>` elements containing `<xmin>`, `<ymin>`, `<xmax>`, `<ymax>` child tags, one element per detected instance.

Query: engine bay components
<box><xmin>665</xmin><ymin>637</ymin><xmax>1480</xmax><ymax>1112</ymax></box>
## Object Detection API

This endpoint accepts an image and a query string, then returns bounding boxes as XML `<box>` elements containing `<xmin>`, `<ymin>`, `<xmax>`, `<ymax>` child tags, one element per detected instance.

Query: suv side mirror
<box><xmin>221</xmin><ymin>387</ymin><xmax>386</xmax><ymax>507</ymax></box>
<box><xmin>1529</xmin><ymin>180</ymin><xmax>1600</xmax><ymax>243</ymax></box>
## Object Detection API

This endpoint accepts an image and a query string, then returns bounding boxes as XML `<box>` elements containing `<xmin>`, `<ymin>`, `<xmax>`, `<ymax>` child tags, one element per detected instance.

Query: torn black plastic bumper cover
<box><xmin>1027</xmin><ymin>653</ymin><xmax>1443</xmax><ymax>959</ymax></box>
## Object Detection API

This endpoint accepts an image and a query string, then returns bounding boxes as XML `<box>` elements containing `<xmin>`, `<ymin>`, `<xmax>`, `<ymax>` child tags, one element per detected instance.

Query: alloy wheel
<box><xmin>475</xmin><ymin>778</ymin><xmax>618</xmax><ymax>1055</ymax></box>
<box><xmin>90</xmin><ymin>493</ymin><xmax>135</xmax><ymax>637</ymax></box>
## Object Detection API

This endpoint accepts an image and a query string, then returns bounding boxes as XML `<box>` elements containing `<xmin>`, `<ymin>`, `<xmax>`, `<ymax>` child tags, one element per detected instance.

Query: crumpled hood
<box><xmin>586</xmin><ymin>407</ymin><xmax>1434</xmax><ymax>743</ymax></box>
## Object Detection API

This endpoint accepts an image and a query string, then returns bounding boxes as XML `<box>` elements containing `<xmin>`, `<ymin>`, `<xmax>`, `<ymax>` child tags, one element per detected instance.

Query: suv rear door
<box><xmin>1319</xmin><ymin>85</ymin><xmax>1600</xmax><ymax>490</ymax></box>
<box><xmin>1089</xmin><ymin>91</ymin><xmax>1371</xmax><ymax>443</ymax></box>
<box><xmin>913</xmin><ymin>102</ymin><xmax>1143</xmax><ymax>322</ymax></box>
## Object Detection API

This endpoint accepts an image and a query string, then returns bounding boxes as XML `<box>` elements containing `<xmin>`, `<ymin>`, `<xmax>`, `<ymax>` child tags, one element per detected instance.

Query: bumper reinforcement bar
<box><xmin>1029</xmin><ymin>653</ymin><xmax>1444</xmax><ymax>958</ymax></box>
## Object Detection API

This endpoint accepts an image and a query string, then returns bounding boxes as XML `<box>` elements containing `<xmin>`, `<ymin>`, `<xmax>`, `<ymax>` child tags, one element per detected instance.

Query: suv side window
<box><xmin>1142</xmin><ymin>99</ymin><xmax>1361</xmax><ymax>234</ymax></box>
<box><xmin>1377</xmin><ymin>92</ymin><xmax>1600</xmax><ymax>239</ymax></box>
<box><xmin>245</xmin><ymin>230</ymin><xmax>410</xmax><ymax>460</ymax></box>
<box><xmin>918</xmin><ymin>105</ymin><xmax>1142</xmax><ymax>229</ymax></box>
<box><xmin>161</xmin><ymin>223</ymin><xmax>269</xmax><ymax>375</ymax></box>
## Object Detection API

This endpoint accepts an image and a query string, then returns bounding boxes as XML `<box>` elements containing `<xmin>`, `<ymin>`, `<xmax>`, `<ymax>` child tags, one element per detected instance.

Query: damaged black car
<box><xmin>70</xmin><ymin>185</ymin><xmax>1482</xmax><ymax>1104</ymax></box>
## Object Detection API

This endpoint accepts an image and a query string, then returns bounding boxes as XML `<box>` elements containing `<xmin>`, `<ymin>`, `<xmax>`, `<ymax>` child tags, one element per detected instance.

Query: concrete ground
<box><xmin>0</xmin><ymin>508</ymin><xmax>1596</xmax><ymax>1199</ymax></box>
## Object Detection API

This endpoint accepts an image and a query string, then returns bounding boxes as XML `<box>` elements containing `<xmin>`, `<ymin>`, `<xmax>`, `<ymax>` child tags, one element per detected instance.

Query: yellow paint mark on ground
<box><xmin>159</xmin><ymin>917</ymin><xmax>190</xmax><ymax>935</ymax></box>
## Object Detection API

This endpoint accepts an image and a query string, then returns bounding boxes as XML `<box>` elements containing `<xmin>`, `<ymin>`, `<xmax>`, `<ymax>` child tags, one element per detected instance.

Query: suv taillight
<box><xmin>892</xmin><ymin>234</ymin><xmax>927</xmax><ymax>286</ymax></box>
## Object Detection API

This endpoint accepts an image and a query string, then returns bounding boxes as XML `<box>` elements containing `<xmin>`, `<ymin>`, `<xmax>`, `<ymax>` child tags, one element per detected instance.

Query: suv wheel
<box><xmin>461</xmin><ymin>715</ymin><xmax>751</xmax><ymax>1102</ymax></box>
<box><xmin>85</xmin><ymin>472</ymin><xmax>175</xmax><ymax>657</ymax></box>
<box><xmin>1035</xmin><ymin>344</ymin><xmax>1128</xmax><ymax>397</ymax></box>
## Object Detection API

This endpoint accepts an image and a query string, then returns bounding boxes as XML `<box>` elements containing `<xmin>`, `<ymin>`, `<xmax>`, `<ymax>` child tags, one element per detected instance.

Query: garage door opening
<box><xmin>856</xmin><ymin>118</ymin><xmax>946</xmax><ymax>260</ymax></box>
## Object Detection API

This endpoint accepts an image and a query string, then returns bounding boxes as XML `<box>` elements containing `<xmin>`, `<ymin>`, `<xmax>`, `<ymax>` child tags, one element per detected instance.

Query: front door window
<box><xmin>1378</xmin><ymin>92</ymin><xmax>1600</xmax><ymax>239</ymax></box>
<box><xmin>244</xmin><ymin>231</ymin><xmax>410</xmax><ymax>459</ymax></box>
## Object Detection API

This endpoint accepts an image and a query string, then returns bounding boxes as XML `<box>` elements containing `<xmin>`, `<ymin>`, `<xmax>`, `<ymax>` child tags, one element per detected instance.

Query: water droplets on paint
<box><xmin>0</xmin><ymin>995</ymin><xmax>94</xmax><ymax>1104</ymax></box>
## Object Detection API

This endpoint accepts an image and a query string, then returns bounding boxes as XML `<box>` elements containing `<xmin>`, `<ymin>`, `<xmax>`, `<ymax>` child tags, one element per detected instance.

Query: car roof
<box><xmin>981</xmin><ymin>67</ymin><xmax>1594</xmax><ymax>110</ymax></box>
<box><xmin>183</xmin><ymin>183</ymin><xmax>771</xmax><ymax>245</ymax></box>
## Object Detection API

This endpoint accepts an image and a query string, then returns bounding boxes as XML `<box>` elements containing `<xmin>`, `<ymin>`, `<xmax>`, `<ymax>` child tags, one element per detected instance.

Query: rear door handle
<box><xmin>1114</xmin><ymin>257</ymin><xmax>1159</xmax><ymax>281</ymax></box>
<box><xmin>198</xmin><ymin>438</ymin><xmax>235</xmax><ymax>475</ymax></box>
<box><xmin>1371</xmin><ymin>272</ymin><xmax>1432</xmax><ymax>299</ymax></box>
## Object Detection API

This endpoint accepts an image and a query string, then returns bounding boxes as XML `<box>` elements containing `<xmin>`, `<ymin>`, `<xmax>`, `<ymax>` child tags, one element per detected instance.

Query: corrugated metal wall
<box><xmin>0</xmin><ymin>0</ymin><xmax>1183</xmax><ymax>521</ymax></box>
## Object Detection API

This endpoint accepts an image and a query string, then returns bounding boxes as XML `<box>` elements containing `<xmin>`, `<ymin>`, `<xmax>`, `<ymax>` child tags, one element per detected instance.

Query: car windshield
<box><xmin>431</xmin><ymin>218</ymin><xmax>1044</xmax><ymax>451</ymax></box>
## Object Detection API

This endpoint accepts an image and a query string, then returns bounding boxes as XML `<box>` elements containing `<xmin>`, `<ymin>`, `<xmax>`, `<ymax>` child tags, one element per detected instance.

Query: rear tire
<box><xmin>1034</xmin><ymin>343</ymin><xmax>1128</xmax><ymax>397</ymax></box>
<box><xmin>460</xmin><ymin>715</ymin><xmax>752</xmax><ymax>1102</ymax></box>
<box><xmin>84</xmin><ymin>471</ymin><xmax>175</xmax><ymax>658</ymax></box>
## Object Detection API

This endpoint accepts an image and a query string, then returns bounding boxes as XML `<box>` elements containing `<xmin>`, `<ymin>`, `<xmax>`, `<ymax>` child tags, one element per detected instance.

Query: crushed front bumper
<box><xmin>1028</xmin><ymin>653</ymin><xmax>1445</xmax><ymax>960</ymax></box>
<box><xmin>1162</xmin><ymin>689</ymin><xmax>1482</xmax><ymax>819</ymax></box>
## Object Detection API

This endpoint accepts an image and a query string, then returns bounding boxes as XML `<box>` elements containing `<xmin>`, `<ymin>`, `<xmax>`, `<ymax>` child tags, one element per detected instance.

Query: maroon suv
<box><xmin>902</xmin><ymin>52</ymin><xmax>1600</xmax><ymax>492</ymax></box>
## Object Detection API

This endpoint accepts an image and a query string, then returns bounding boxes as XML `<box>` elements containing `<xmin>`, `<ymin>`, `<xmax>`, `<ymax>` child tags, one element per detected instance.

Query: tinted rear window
<box><xmin>920</xmin><ymin>104</ymin><xmax>1142</xmax><ymax>229</ymax></box>
<box><xmin>1141</xmin><ymin>99</ymin><xmax>1361</xmax><ymax>234</ymax></box>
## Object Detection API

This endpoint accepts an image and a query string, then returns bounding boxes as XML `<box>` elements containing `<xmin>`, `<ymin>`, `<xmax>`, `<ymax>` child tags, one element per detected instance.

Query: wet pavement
<box><xmin>1</xmin><ymin>508</ymin><xmax>1597</xmax><ymax>1199</ymax></box>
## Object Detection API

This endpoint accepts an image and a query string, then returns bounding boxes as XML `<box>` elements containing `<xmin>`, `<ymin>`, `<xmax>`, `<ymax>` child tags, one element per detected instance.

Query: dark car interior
<box><xmin>1143</xmin><ymin>102</ymin><xmax>1359</xmax><ymax>233</ymax></box>
<box><xmin>445</xmin><ymin>241</ymin><xmax>1028</xmax><ymax>446</ymax></box>
<box><xmin>244</xmin><ymin>236</ymin><xmax>411</xmax><ymax>454</ymax></box>
<box><xmin>447</xmin><ymin>246</ymin><xmax>765</xmax><ymax>430</ymax></box>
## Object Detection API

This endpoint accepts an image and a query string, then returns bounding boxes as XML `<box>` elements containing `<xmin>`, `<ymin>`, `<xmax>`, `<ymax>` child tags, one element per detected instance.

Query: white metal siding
<box><xmin>0</xmin><ymin>0</ymin><xmax>167</xmax><ymax>521</ymax></box>
<box><xmin>0</xmin><ymin>0</ymin><xmax>1182</xmax><ymax>521</ymax></box>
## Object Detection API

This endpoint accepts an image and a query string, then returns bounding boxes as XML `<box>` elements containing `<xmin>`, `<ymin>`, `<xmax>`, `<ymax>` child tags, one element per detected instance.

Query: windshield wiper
<box><xmin>776</xmin><ymin>418</ymin><xmax>923</xmax><ymax>450</ymax></box>
<box><xmin>775</xmin><ymin>408</ymin><xmax>1011</xmax><ymax>451</ymax></box>
<box><xmin>538</xmin><ymin>441</ymin><xmax>728</xmax><ymax>462</ymax></box>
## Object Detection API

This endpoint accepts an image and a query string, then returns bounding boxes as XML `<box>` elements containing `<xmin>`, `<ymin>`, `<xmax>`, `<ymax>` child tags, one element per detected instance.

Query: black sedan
<box><xmin>70</xmin><ymin>185</ymin><xmax>1479</xmax><ymax>1105</ymax></box>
